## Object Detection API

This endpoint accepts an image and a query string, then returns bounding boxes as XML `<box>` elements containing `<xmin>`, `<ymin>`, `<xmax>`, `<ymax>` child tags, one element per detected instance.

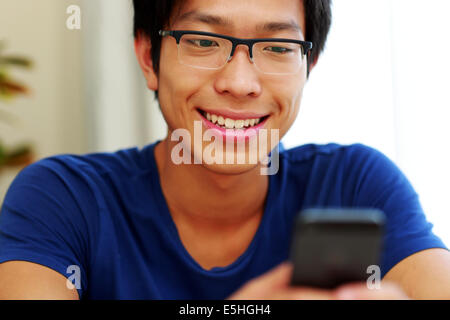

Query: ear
<box><xmin>309</xmin><ymin>54</ymin><xmax>320</xmax><ymax>71</ymax></box>
<box><xmin>134</xmin><ymin>32</ymin><xmax>158</xmax><ymax>91</ymax></box>
<box><xmin>307</xmin><ymin>51</ymin><xmax>320</xmax><ymax>78</ymax></box>
<box><xmin>307</xmin><ymin>53</ymin><xmax>320</xmax><ymax>78</ymax></box>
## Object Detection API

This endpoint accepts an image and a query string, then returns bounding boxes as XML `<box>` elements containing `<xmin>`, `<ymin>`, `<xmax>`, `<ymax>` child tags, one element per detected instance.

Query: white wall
<box><xmin>81</xmin><ymin>0</ymin><xmax>166</xmax><ymax>152</ymax></box>
<box><xmin>284</xmin><ymin>0</ymin><xmax>450</xmax><ymax>245</ymax></box>
<box><xmin>0</xmin><ymin>0</ymin><xmax>85</xmax><ymax>201</ymax></box>
<box><xmin>283</xmin><ymin>0</ymin><xmax>397</xmax><ymax>158</ymax></box>
<box><xmin>390</xmin><ymin>0</ymin><xmax>450</xmax><ymax>247</ymax></box>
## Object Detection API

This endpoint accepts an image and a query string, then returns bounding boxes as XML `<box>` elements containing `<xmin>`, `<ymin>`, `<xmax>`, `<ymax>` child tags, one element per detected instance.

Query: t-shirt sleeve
<box><xmin>346</xmin><ymin>144</ymin><xmax>448</xmax><ymax>278</ymax></box>
<box><xmin>0</xmin><ymin>158</ymin><xmax>94</xmax><ymax>298</ymax></box>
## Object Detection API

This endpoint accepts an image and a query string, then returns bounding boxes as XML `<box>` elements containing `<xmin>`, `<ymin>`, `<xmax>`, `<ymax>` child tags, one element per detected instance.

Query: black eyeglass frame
<box><xmin>159</xmin><ymin>30</ymin><xmax>313</xmax><ymax>73</ymax></box>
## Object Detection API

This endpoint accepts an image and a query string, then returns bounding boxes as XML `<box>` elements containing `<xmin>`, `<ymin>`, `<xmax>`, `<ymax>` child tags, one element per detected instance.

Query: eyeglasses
<box><xmin>159</xmin><ymin>30</ymin><xmax>313</xmax><ymax>75</ymax></box>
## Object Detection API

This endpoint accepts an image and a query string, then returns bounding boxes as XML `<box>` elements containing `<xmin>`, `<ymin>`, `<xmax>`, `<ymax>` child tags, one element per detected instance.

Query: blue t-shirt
<box><xmin>0</xmin><ymin>141</ymin><xmax>446</xmax><ymax>299</ymax></box>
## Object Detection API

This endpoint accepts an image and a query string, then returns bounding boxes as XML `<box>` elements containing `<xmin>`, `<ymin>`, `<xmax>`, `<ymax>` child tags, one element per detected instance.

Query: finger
<box><xmin>282</xmin><ymin>287</ymin><xmax>336</xmax><ymax>300</ymax></box>
<box><xmin>234</xmin><ymin>285</ymin><xmax>336</xmax><ymax>300</ymax></box>
<box><xmin>335</xmin><ymin>281</ymin><xmax>410</xmax><ymax>300</ymax></box>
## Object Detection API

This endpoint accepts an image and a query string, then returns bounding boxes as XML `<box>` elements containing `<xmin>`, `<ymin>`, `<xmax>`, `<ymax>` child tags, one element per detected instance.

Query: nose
<box><xmin>214</xmin><ymin>45</ymin><xmax>262</xmax><ymax>99</ymax></box>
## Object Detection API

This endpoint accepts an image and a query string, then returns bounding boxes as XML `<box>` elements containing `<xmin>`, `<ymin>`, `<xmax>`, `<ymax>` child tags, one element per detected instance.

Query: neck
<box><xmin>154</xmin><ymin>138</ymin><xmax>269</xmax><ymax>231</ymax></box>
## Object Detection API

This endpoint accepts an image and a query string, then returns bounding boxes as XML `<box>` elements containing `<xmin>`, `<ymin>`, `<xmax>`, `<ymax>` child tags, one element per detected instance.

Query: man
<box><xmin>0</xmin><ymin>0</ymin><xmax>449</xmax><ymax>300</ymax></box>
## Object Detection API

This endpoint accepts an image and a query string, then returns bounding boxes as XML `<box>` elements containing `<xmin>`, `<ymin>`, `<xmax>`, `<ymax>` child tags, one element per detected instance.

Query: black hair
<box><xmin>133</xmin><ymin>0</ymin><xmax>332</xmax><ymax>82</ymax></box>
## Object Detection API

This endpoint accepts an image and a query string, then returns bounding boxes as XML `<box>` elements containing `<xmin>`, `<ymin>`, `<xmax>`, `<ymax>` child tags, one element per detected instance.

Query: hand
<box><xmin>227</xmin><ymin>262</ymin><xmax>410</xmax><ymax>300</ymax></box>
<box><xmin>334</xmin><ymin>281</ymin><xmax>410</xmax><ymax>300</ymax></box>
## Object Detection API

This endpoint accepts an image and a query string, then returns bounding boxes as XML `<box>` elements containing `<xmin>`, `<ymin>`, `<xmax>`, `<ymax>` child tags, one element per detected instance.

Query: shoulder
<box><xmin>281</xmin><ymin>142</ymin><xmax>383</xmax><ymax>160</ymax></box>
<box><xmin>12</xmin><ymin>145</ymin><xmax>152</xmax><ymax>187</ymax></box>
<box><xmin>277</xmin><ymin>142</ymin><xmax>407</xmax><ymax>208</ymax></box>
<box><xmin>281</xmin><ymin>142</ymin><xmax>410</xmax><ymax>198</ymax></box>
<box><xmin>280</xmin><ymin>142</ymin><xmax>391</xmax><ymax>172</ymax></box>
<box><xmin>3</xmin><ymin>144</ymin><xmax>157</xmax><ymax>219</ymax></box>
<box><xmin>280</xmin><ymin>142</ymin><xmax>346</xmax><ymax>162</ymax></box>
<box><xmin>32</xmin><ymin>145</ymin><xmax>149</xmax><ymax>176</ymax></box>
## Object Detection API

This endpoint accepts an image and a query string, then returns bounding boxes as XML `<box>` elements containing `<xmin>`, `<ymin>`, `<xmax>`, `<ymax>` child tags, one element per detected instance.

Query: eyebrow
<box><xmin>177</xmin><ymin>11</ymin><xmax>303</xmax><ymax>34</ymax></box>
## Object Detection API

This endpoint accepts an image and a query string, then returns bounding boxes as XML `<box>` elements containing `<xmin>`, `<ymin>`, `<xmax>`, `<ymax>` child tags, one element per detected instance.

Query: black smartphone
<box><xmin>289</xmin><ymin>208</ymin><xmax>386</xmax><ymax>289</ymax></box>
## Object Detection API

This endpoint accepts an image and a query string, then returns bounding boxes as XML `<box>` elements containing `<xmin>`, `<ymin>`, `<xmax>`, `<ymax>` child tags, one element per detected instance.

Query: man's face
<box><xmin>156</xmin><ymin>0</ymin><xmax>308</xmax><ymax>174</ymax></box>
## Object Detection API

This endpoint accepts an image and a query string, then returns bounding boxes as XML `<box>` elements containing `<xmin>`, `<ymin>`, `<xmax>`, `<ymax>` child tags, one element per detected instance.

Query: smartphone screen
<box><xmin>289</xmin><ymin>208</ymin><xmax>386</xmax><ymax>289</ymax></box>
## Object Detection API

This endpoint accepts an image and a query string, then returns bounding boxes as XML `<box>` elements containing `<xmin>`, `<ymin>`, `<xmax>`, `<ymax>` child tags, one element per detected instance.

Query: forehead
<box><xmin>170</xmin><ymin>0</ymin><xmax>306</xmax><ymax>37</ymax></box>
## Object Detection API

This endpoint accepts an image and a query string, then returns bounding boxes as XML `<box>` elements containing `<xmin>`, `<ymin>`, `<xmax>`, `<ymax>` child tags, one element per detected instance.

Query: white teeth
<box><xmin>204</xmin><ymin>111</ymin><xmax>263</xmax><ymax>129</ymax></box>
<box><xmin>225</xmin><ymin>118</ymin><xmax>234</xmax><ymax>129</ymax></box>
<box><xmin>235</xmin><ymin>120</ymin><xmax>244</xmax><ymax>129</ymax></box>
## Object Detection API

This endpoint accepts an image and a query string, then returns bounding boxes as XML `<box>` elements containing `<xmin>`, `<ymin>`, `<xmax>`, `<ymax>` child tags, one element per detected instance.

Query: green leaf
<box><xmin>0</xmin><ymin>79</ymin><xmax>28</xmax><ymax>94</ymax></box>
<box><xmin>0</xmin><ymin>56</ymin><xmax>33</xmax><ymax>68</ymax></box>
<box><xmin>0</xmin><ymin>142</ymin><xmax>5</xmax><ymax>165</ymax></box>
<box><xmin>7</xmin><ymin>144</ymin><xmax>32</xmax><ymax>158</ymax></box>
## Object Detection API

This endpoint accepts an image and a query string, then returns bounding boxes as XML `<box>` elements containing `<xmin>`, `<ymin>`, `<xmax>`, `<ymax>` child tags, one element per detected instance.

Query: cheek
<box><xmin>289</xmin><ymin>84</ymin><xmax>304</xmax><ymax>118</ymax></box>
<box><xmin>157</xmin><ymin>49</ymin><xmax>207</xmax><ymax>127</ymax></box>
<box><xmin>271</xmin><ymin>75</ymin><xmax>306</xmax><ymax>129</ymax></box>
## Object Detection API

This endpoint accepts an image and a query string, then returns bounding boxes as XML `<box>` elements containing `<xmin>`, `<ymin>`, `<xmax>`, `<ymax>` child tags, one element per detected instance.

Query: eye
<box><xmin>264</xmin><ymin>46</ymin><xmax>292</xmax><ymax>54</ymax></box>
<box><xmin>188</xmin><ymin>39</ymin><xmax>219</xmax><ymax>48</ymax></box>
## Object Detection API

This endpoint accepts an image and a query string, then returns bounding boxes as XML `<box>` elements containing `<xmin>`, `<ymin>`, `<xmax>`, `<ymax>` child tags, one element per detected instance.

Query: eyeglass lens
<box><xmin>177</xmin><ymin>34</ymin><xmax>305</xmax><ymax>75</ymax></box>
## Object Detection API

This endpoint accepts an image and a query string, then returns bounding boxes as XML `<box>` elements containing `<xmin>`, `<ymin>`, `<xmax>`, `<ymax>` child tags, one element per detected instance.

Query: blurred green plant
<box><xmin>0</xmin><ymin>40</ymin><xmax>34</xmax><ymax>171</ymax></box>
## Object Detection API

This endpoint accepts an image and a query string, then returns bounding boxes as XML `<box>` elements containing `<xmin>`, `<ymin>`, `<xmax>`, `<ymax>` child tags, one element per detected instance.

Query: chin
<box><xmin>201</xmin><ymin>162</ymin><xmax>261</xmax><ymax>176</ymax></box>
<box><xmin>190</xmin><ymin>143</ymin><xmax>269</xmax><ymax>176</ymax></box>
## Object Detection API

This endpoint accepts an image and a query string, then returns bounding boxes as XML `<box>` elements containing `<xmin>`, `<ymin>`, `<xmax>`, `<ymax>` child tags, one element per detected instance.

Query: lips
<box><xmin>195</xmin><ymin>107</ymin><xmax>269</xmax><ymax>142</ymax></box>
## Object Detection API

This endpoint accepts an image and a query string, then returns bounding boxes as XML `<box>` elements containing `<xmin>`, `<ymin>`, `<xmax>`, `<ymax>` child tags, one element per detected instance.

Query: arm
<box><xmin>383</xmin><ymin>248</ymin><xmax>450</xmax><ymax>299</ymax></box>
<box><xmin>227</xmin><ymin>262</ymin><xmax>409</xmax><ymax>300</ymax></box>
<box><xmin>319</xmin><ymin>248</ymin><xmax>450</xmax><ymax>300</ymax></box>
<box><xmin>344</xmin><ymin>145</ymin><xmax>448</xmax><ymax>298</ymax></box>
<box><xmin>0</xmin><ymin>261</ymin><xmax>79</xmax><ymax>300</ymax></box>
<box><xmin>0</xmin><ymin>159</ymin><xmax>92</xmax><ymax>300</ymax></box>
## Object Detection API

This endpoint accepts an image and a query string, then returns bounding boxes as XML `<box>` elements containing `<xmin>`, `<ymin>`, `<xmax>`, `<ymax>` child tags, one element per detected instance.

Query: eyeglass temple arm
<box><xmin>304</xmin><ymin>41</ymin><xmax>313</xmax><ymax>78</ymax></box>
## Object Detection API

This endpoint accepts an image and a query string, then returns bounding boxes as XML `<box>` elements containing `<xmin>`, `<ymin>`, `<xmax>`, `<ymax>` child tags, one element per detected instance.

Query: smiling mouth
<box><xmin>196</xmin><ymin>108</ymin><xmax>270</xmax><ymax>130</ymax></box>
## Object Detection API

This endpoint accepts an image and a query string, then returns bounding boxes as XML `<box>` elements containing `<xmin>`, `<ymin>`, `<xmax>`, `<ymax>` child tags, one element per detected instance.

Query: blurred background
<box><xmin>0</xmin><ymin>0</ymin><xmax>449</xmax><ymax>244</ymax></box>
